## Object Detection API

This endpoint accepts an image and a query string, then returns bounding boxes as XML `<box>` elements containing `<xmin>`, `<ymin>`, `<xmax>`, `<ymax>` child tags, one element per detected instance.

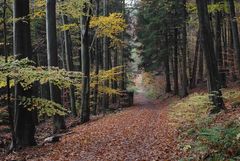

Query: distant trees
<box><xmin>136</xmin><ymin>0</ymin><xmax>240</xmax><ymax>112</ymax></box>
<box><xmin>137</xmin><ymin>0</ymin><xmax>189</xmax><ymax>97</ymax></box>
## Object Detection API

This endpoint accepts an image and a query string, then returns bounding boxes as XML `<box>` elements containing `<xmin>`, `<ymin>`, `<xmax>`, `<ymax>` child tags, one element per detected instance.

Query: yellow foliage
<box><xmin>0</xmin><ymin>80</ymin><xmax>14</xmax><ymax>88</ymax></box>
<box><xmin>90</xmin><ymin>13</ymin><xmax>127</xmax><ymax>48</ymax></box>
<box><xmin>169</xmin><ymin>93</ymin><xmax>211</xmax><ymax>125</ymax></box>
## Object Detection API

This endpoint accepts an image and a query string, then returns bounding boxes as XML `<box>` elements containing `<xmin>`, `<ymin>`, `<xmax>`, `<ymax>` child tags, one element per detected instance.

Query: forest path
<box><xmin>6</xmin><ymin>95</ymin><xmax>181</xmax><ymax>161</ymax></box>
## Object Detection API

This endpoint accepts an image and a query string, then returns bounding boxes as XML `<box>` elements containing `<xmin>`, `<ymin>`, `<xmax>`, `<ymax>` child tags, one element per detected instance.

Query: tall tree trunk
<box><xmin>13</xmin><ymin>0</ymin><xmax>36</xmax><ymax>148</ymax></box>
<box><xmin>46</xmin><ymin>0</ymin><xmax>66</xmax><ymax>133</ymax></box>
<box><xmin>4</xmin><ymin>0</ymin><xmax>16</xmax><ymax>150</ymax></box>
<box><xmin>173</xmin><ymin>28</ymin><xmax>179</xmax><ymax>95</ymax></box>
<box><xmin>120</xmin><ymin>0</ymin><xmax>126</xmax><ymax>91</ymax></box>
<box><xmin>62</xmin><ymin>12</ymin><xmax>77</xmax><ymax>117</ymax></box>
<box><xmin>190</xmin><ymin>31</ymin><xmax>200</xmax><ymax>89</ymax></box>
<box><xmin>80</xmin><ymin>2</ymin><xmax>91</xmax><ymax>123</ymax></box>
<box><xmin>198</xmin><ymin>45</ymin><xmax>204</xmax><ymax>83</ymax></box>
<box><xmin>196</xmin><ymin>0</ymin><xmax>225</xmax><ymax>113</ymax></box>
<box><xmin>214</xmin><ymin>0</ymin><xmax>226</xmax><ymax>87</ymax></box>
<box><xmin>112</xmin><ymin>50</ymin><xmax>118</xmax><ymax>103</ymax></box>
<box><xmin>164</xmin><ymin>33</ymin><xmax>171</xmax><ymax>93</ymax></box>
<box><xmin>180</xmin><ymin>0</ymin><xmax>188</xmax><ymax>97</ymax></box>
<box><xmin>228</xmin><ymin>0</ymin><xmax>240</xmax><ymax>76</ymax></box>
<box><xmin>103</xmin><ymin>0</ymin><xmax>109</xmax><ymax>112</ymax></box>
<box><xmin>93</xmin><ymin>0</ymin><xmax>100</xmax><ymax>115</ymax></box>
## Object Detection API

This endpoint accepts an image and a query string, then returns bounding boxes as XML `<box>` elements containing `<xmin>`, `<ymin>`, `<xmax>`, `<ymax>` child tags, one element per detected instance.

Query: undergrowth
<box><xmin>170</xmin><ymin>88</ymin><xmax>240</xmax><ymax>161</ymax></box>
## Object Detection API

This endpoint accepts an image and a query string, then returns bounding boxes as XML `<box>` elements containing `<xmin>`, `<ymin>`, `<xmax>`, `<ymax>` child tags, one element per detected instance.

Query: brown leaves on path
<box><xmin>4</xmin><ymin>95</ymin><xmax>181</xmax><ymax>161</ymax></box>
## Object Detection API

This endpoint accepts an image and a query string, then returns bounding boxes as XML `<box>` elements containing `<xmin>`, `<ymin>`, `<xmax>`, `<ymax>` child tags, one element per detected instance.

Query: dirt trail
<box><xmin>5</xmin><ymin>95</ymin><xmax>181</xmax><ymax>161</ymax></box>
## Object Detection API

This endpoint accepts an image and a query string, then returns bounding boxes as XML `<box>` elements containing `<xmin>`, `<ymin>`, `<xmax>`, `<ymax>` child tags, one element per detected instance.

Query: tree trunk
<box><xmin>112</xmin><ymin>50</ymin><xmax>118</xmax><ymax>103</ymax></box>
<box><xmin>46</xmin><ymin>0</ymin><xmax>66</xmax><ymax>133</ymax></box>
<box><xmin>196</xmin><ymin>0</ymin><xmax>225</xmax><ymax>113</ymax></box>
<box><xmin>198</xmin><ymin>44</ymin><xmax>204</xmax><ymax>83</ymax></box>
<box><xmin>103</xmin><ymin>0</ymin><xmax>109</xmax><ymax>112</ymax></box>
<box><xmin>190</xmin><ymin>31</ymin><xmax>200</xmax><ymax>89</ymax></box>
<box><xmin>228</xmin><ymin>0</ymin><xmax>240</xmax><ymax>76</ymax></box>
<box><xmin>80</xmin><ymin>3</ymin><xmax>91</xmax><ymax>123</ymax></box>
<box><xmin>173</xmin><ymin>28</ymin><xmax>179</xmax><ymax>95</ymax></box>
<box><xmin>93</xmin><ymin>0</ymin><xmax>100</xmax><ymax>115</ymax></box>
<box><xmin>214</xmin><ymin>0</ymin><xmax>226</xmax><ymax>87</ymax></box>
<box><xmin>61</xmin><ymin>12</ymin><xmax>77</xmax><ymax>117</ymax></box>
<box><xmin>180</xmin><ymin>0</ymin><xmax>188</xmax><ymax>97</ymax></box>
<box><xmin>164</xmin><ymin>33</ymin><xmax>171</xmax><ymax>93</ymax></box>
<box><xmin>13</xmin><ymin>0</ymin><xmax>36</xmax><ymax>148</ymax></box>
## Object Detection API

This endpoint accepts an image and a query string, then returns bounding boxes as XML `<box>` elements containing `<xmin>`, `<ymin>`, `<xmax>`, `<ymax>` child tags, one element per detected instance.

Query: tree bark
<box><xmin>190</xmin><ymin>31</ymin><xmax>200</xmax><ymax>89</ymax></box>
<box><xmin>173</xmin><ymin>28</ymin><xmax>179</xmax><ymax>95</ymax></box>
<box><xmin>93</xmin><ymin>0</ymin><xmax>100</xmax><ymax>115</ymax></box>
<box><xmin>13</xmin><ymin>0</ymin><xmax>36</xmax><ymax>148</ymax></box>
<box><xmin>164</xmin><ymin>33</ymin><xmax>171</xmax><ymax>93</ymax></box>
<box><xmin>227</xmin><ymin>0</ymin><xmax>240</xmax><ymax>76</ymax></box>
<box><xmin>103</xmin><ymin>0</ymin><xmax>109</xmax><ymax>112</ymax></box>
<box><xmin>80</xmin><ymin>2</ymin><xmax>91</xmax><ymax>123</ymax></box>
<box><xmin>196</xmin><ymin>0</ymin><xmax>225</xmax><ymax>113</ymax></box>
<box><xmin>180</xmin><ymin>0</ymin><xmax>188</xmax><ymax>97</ymax></box>
<box><xmin>46</xmin><ymin>0</ymin><xmax>66</xmax><ymax>133</ymax></box>
<box><xmin>61</xmin><ymin>12</ymin><xmax>77</xmax><ymax>117</ymax></box>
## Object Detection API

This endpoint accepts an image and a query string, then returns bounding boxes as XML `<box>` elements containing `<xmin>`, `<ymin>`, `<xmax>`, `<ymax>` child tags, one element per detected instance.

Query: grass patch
<box><xmin>170</xmin><ymin>88</ymin><xmax>240</xmax><ymax>161</ymax></box>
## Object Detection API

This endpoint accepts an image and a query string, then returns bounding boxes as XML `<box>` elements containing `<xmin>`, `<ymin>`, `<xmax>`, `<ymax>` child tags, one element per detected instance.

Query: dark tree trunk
<box><xmin>13</xmin><ymin>0</ymin><xmax>36</xmax><ymax>148</ymax></box>
<box><xmin>228</xmin><ymin>0</ymin><xmax>240</xmax><ymax>76</ymax></box>
<box><xmin>164</xmin><ymin>33</ymin><xmax>171</xmax><ymax>93</ymax></box>
<box><xmin>198</xmin><ymin>45</ymin><xmax>204</xmax><ymax>83</ymax></box>
<box><xmin>173</xmin><ymin>28</ymin><xmax>179</xmax><ymax>95</ymax></box>
<box><xmin>180</xmin><ymin>0</ymin><xmax>188</xmax><ymax>97</ymax></box>
<box><xmin>46</xmin><ymin>0</ymin><xmax>66</xmax><ymax>133</ymax></box>
<box><xmin>196</xmin><ymin>0</ymin><xmax>225</xmax><ymax>113</ymax></box>
<box><xmin>93</xmin><ymin>0</ymin><xmax>100</xmax><ymax>115</ymax></box>
<box><xmin>103</xmin><ymin>0</ymin><xmax>109</xmax><ymax>112</ymax></box>
<box><xmin>190</xmin><ymin>31</ymin><xmax>200</xmax><ymax>89</ymax></box>
<box><xmin>80</xmin><ymin>3</ymin><xmax>91</xmax><ymax>123</ymax></box>
<box><xmin>214</xmin><ymin>0</ymin><xmax>226</xmax><ymax>87</ymax></box>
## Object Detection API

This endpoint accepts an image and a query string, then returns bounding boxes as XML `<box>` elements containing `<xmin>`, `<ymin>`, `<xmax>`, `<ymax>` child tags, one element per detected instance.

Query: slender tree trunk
<box><xmin>190</xmin><ymin>31</ymin><xmax>200</xmax><ymax>89</ymax></box>
<box><xmin>80</xmin><ymin>3</ymin><xmax>91</xmax><ymax>123</ymax></box>
<box><xmin>103</xmin><ymin>0</ymin><xmax>109</xmax><ymax>112</ymax></box>
<box><xmin>46</xmin><ymin>0</ymin><xmax>66</xmax><ymax>133</ymax></box>
<box><xmin>13</xmin><ymin>0</ymin><xmax>36</xmax><ymax>148</ymax></box>
<box><xmin>4</xmin><ymin>0</ymin><xmax>16</xmax><ymax>150</ymax></box>
<box><xmin>214</xmin><ymin>0</ymin><xmax>226</xmax><ymax>87</ymax></box>
<box><xmin>61</xmin><ymin>12</ymin><xmax>77</xmax><ymax>117</ymax></box>
<box><xmin>164</xmin><ymin>33</ymin><xmax>171</xmax><ymax>93</ymax></box>
<box><xmin>120</xmin><ymin>0</ymin><xmax>126</xmax><ymax>91</ymax></box>
<box><xmin>228</xmin><ymin>0</ymin><xmax>240</xmax><ymax>76</ymax></box>
<box><xmin>196</xmin><ymin>0</ymin><xmax>225</xmax><ymax>113</ymax></box>
<box><xmin>93</xmin><ymin>0</ymin><xmax>100</xmax><ymax>115</ymax></box>
<box><xmin>198</xmin><ymin>45</ymin><xmax>204</xmax><ymax>83</ymax></box>
<box><xmin>112</xmin><ymin>50</ymin><xmax>118</xmax><ymax>103</ymax></box>
<box><xmin>173</xmin><ymin>28</ymin><xmax>179</xmax><ymax>95</ymax></box>
<box><xmin>180</xmin><ymin>0</ymin><xmax>188</xmax><ymax>97</ymax></box>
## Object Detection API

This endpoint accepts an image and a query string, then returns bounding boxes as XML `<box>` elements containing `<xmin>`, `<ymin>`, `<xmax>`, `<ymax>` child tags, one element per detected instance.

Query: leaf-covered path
<box><xmin>5</xmin><ymin>95</ymin><xmax>181</xmax><ymax>161</ymax></box>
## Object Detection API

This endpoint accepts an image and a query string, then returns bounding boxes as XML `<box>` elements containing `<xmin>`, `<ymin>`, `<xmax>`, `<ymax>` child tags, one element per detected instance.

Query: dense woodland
<box><xmin>0</xmin><ymin>0</ymin><xmax>240</xmax><ymax>160</ymax></box>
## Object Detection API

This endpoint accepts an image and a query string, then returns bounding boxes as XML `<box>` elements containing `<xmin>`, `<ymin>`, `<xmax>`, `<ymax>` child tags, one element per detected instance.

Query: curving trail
<box><xmin>5</xmin><ymin>95</ymin><xmax>181</xmax><ymax>161</ymax></box>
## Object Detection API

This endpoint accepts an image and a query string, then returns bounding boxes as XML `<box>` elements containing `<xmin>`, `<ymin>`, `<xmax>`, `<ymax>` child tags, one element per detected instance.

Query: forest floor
<box><xmin>2</xmin><ymin>94</ymin><xmax>183</xmax><ymax>161</ymax></box>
